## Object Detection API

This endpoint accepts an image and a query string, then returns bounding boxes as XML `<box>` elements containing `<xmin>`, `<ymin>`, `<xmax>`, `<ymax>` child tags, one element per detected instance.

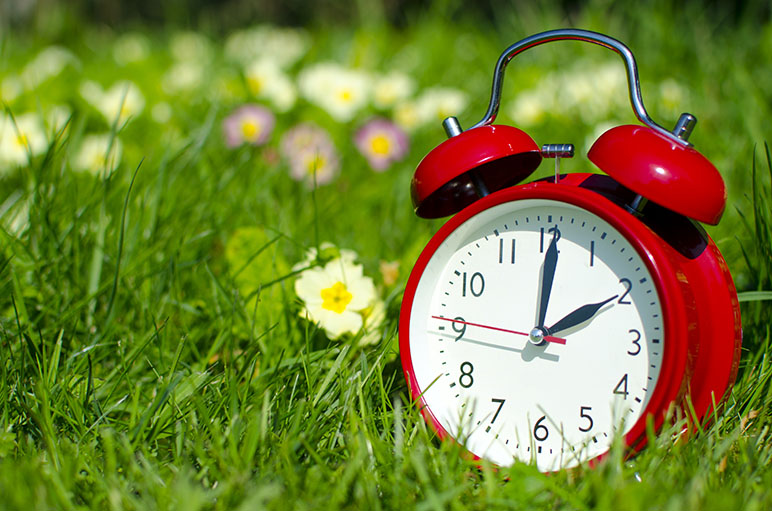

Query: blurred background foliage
<box><xmin>2</xmin><ymin>0</ymin><xmax>770</xmax><ymax>32</ymax></box>
<box><xmin>2</xmin><ymin>0</ymin><xmax>771</xmax><ymax>287</ymax></box>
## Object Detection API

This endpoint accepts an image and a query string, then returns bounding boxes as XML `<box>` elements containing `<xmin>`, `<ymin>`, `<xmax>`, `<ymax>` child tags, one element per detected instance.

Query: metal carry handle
<box><xmin>444</xmin><ymin>28</ymin><xmax>695</xmax><ymax>146</ymax></box>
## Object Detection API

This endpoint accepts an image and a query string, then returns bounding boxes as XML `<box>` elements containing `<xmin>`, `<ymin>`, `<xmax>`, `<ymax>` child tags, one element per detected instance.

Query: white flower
<box><xmin>292</xmin><ymin>242</ymin><xmax>358</xmax><ymax>272</ymax></box>
<box><xmin>560</xmin><ymin>61</ymin><xmax>626</xmax><ymax>122</ymax></box>
<box><xmin>72</xmin><ymin>134</ymin><xmax>122</xmax><ymax>174</ymax></box>
<box><xmin>418</xmin><ymin>87</ymin><xmax>468</xmax><ymax>123</ymax></box>
<box><xmin>0</xmin><ymin>113</ymin><xmax>48</xmax><ymax>168</ymax></box>
<box><xmin>295</xmin><ymin>254</ymin><xmax>377</xmax><ymax>339</ymax></box>
<box><xmin>20</xmin><ymin>46</ymin><xmax>77</xmax><ymax>88</ymax></box>
<box><xmin>80</xmin><ymin>80</ymin><xmax>145</xmax><ymax>126</ymax></box>
<box><xmin>298</xmin><ymin>62</ymin><xmax>370</xmax><ymax>122</ymax></box>
<box><xmin>113</xmin><ymin>33</ymin><xmax>150</xmax><ymax>65</ymax></box>
<box><xmin>372</xmin><ymin>72</ymin><xmax>415</xmax><ymax>110</ymax></box>
<box><xmin>508</xmin><ymin>88</ymin><xmax>553</xmax><ymax>126</ymax></box>
<box><xmin>224</xmin><ymin>25</ymin><xmax>308</xmax><ymax>68</ymax></box>
<box><xmin>162</xmin><ymin>60</ymin><xmax>206</xmax><ymax>94</ymax></box>
<box><xmin>245</xmin><ymin>58</ymin><xmax>297</xmax><ymax>112</ymax></box>
<box><xmin>359</xmin><ymin>299</ymin><xmax>387</xmax><ymax>346</ymax></box>
<box><xmin>45</xmin><ymin>105</ymin><xmax>72</xmax><ymax>133</ymax></box>
<box><xmin>151</xmin><ymin>102</ymin><xmax>172</xmax><ymax>123</ymax></box>
<box><xmin>169</xmin><ymin>31</ymin><xmax>213</xmax><ymax>63</ymax></box>
<box><xmin>659</xmin><ymin>78</ymin><xmax>688</xmax><ymax>117</ymax></box>
<box><xmin>1</xmin><ymin>76</ymin><xmax>23</xmax><ymax>103</ymax></box>
<box><xmin>393</xmin><ymin>99</ymin><xmax>421</xmax><ymax>132</ymax></box>
<box><xmin>0</xmin><ymin>191</ymin><xmax>30</xmax><ymax>236</ymax></box>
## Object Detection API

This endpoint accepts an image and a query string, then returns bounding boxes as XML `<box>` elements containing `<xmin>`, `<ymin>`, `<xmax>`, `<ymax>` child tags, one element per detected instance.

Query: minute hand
<box><xmin>536</xmin><ymin>233</ymin><xmax>559</xmax><ymax>328</ymax></box>
<box><xmin>545</xmin><ymin>294</ymin><xmax>618</xmax><ymax>336</ymax></box>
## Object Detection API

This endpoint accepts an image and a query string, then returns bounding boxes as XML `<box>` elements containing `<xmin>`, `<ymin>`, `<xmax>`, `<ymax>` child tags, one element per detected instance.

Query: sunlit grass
<box><xmin>0</xmin><ymin>0</ymin><xmax>771</xmax><ymax>508</ymax></box>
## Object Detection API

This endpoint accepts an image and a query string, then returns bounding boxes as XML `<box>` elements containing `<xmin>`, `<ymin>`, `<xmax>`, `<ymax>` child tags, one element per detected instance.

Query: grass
<box><xmin>1</xmin><ymin>0</ymin><xmax>772</xmax><ymax>508</ymax></box>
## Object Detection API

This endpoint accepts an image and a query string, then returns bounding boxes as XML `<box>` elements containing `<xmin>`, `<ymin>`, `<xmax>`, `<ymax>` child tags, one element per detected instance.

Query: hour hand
<box><xmin>546</xmin><ymin>294</ymin><xmax>618</xmax><ymax>336</ymax></box>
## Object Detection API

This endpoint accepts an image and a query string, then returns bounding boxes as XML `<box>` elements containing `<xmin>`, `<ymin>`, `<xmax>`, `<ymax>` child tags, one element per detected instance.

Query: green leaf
<box><xmin>737</xmin><ymin>291</ymin><xmax>772</xmax><ymax>302</ymax></box>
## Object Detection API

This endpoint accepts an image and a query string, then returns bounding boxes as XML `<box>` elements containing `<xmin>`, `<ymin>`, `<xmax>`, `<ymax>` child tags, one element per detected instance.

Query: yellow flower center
<box><xmin>241</xmin><ymin>120</ymin><xmax>260</xmax><ymax>141</ymax></box>
<box><xmin>321</xmin><ymin>281</ymin><xmax>353</xmax><ymax>314</ymax></box>
<box><xmin>306</xmin><ymin>154</ymin><xmax>326</xmax><ymax>175</ymax></box>
<box><xmin>338</xmin><ymin>89</ymin><xmax>353</xmax><ymax>103</ymax></box>
<box><xmin>369</xmin><ymin>134</ymin><xmax>391</xmax><ymax>156</ymax></box>
<box><xmin>247</xmin><ymin>77</ymin><xmax>263</xmax><ymax>95</ymax></box>
<box><xmin>15</xmin><ymin>134</ymin><xmax>29</xmax><ymax>149</ymax></box>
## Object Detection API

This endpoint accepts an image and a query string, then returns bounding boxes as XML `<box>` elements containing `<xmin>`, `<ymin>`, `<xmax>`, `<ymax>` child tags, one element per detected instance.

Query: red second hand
<box><xmin>431</xmin><ymin>316</ymin><xmax>567</xmax><ymax>345</ymax></box>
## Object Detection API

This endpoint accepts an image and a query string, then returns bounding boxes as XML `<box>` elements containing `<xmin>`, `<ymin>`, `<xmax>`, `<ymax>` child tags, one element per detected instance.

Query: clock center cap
<box><xmin>529</xmin><ymin>327</ymin><xmax>546</xmax><ymax>346</ymax></box>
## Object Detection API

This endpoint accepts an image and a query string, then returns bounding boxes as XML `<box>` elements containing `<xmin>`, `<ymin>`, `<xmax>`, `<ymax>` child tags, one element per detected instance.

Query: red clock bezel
<box><xmin>399</xmin><ymin>178</ymin><xmax>696</xmax><ymax>468</ymax></box>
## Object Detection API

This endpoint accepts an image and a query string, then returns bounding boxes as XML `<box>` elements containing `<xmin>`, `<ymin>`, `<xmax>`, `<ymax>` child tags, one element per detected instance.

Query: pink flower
<box><xmin>222</xmin><ymin>104</ymin><xmax>275</xmax><ymax>148</ymax></box>
<box><xmin>280</xmin><ymin>122</ymin><xmax>340</xmax><ymax>187</ymax></box>
<box><xmin>354</xmin><ymin>117</ymin><xmax>409</xmax><ymax>171</ymax></box>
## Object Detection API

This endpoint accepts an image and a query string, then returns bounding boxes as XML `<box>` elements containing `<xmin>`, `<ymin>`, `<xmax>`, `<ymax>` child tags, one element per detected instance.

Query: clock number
<box><xmin>579</xmin><ymin>406</ymin><xmax>594</xmax><ymax>432</ymax></box>
<box><xmin>462</xmin><ymin>272</ymin><xmax>485</xmax><ymax>297</ymax></box>
<box><xmin>533</xmin><ymin>415</ymin><xmax>549</xmax><ymax>441</ymax></box>
<box><xmin>627</xmin><ymin>329</ymin><xmax>642</xmax><ymax>356</ymax></box>
<box><xmin>617</xmin><ymin>278</ymin><xmax>633</xmax><ymax>304</ymax></box>
<box><xmin>613</xmin><ymin>374</ymin><xmax>629</xmax><ymax>399</ymax></box>
<box><xmin>540</xmin><ymin>226</ymin><xmax>561</xmax><ymax>253</ymax></box>
<box><xmin>459</xmin><ymin>362</ymin><xmax>474</xmax><ymax>388</ymax></box>
<box><xmin>451</xmin><ymin>317</ymin><xmax>466</xmax><ymax>341</ymax></box>
<box><xmin>499</xmin><ymin>238</ymin><xmax>516</xmax><ymax>264</ymax></box>
<box><xmin>490</xmin><ymin>398</ymin><xmax>505</xmax><ymax>424</ymax></box>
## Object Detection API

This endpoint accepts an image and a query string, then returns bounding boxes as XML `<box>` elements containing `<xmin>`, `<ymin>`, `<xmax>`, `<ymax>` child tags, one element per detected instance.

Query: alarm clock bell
<box><xmin>410</xmin><ymin>29</ymin><xmax>726</xmax><ymax>226</ymax></box>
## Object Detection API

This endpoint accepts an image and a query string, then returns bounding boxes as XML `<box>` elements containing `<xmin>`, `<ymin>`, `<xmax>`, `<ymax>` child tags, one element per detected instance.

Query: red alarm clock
<box><xmin>399</xmin><ymin>29</ymin><xmax>742</xmax><ymax>472</ymax></box>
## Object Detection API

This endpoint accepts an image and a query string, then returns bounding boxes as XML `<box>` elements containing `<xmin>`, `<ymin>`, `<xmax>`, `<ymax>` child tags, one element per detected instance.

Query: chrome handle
<box><xmin>465</xmin><ymin>28</ymin><xmax>692</xmax><ymax>146</ymax></box>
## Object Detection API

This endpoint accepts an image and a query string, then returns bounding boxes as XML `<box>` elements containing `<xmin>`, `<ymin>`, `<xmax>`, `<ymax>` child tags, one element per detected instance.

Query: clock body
<box><xmin>399</xmin><ymin>173</ymin><xmax>741</xmax><ymax>472</ymax></box>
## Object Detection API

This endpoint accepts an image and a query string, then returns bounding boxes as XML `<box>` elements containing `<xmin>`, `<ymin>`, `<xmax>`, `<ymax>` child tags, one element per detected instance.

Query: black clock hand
<box><xmin>545</xmin><ymin>294</ymin><xmax>618</xmax><ymax>336</ymax></box>
<box><xmin>536</xmin><ymin>232</ymin><xmax>559</xmax><ymax>328</ymax></box>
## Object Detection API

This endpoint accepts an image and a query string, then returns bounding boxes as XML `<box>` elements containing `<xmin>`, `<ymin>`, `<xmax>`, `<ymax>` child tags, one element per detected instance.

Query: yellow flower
<box><xmin>295</xmin><ymin>253</ymin><xmax>377</xmax><ymax>339</ymax></box>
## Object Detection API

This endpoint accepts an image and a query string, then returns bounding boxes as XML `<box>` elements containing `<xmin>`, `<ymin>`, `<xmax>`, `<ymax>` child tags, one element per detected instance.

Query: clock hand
<box><xmin>432</xmin><ymin>316</ymin><xmax>567</xmax><ymax>344</ymax></box>
<box><xmin>536</xmin><ymin>231</ymin><xmax>559</xmax><ymax>328</ymax></box>
<box><xmin>545</xmin><ymin>294</ymin><xmax>619</xmax><ymax>336</ymax></box>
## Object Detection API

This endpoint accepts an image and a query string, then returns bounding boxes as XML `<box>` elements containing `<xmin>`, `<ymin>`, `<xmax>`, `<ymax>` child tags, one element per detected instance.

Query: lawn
<box><xmin>1</xmin><ymin>0</ymin><xmax>771</xmax><ymax>509</ymax></box>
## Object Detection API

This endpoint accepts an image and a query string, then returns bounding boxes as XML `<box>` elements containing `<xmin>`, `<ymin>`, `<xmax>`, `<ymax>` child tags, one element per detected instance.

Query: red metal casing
<box><xmin>588</xmin><ymin>125</ymin><xmax>727</xmax><ymax>225</ymax></box>
<box><xmin>399</xmin><ymin>173</ymin><xmax>741</xmax><ymax>468</ymax></box>
<box><xmin>410</xmin><ymin>125</ymin><xmax>542</xmax><ymax>219</ymax></box>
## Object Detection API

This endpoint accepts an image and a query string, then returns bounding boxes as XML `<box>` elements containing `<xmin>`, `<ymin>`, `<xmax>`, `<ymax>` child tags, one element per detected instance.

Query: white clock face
<box><xmin>407</xmin><ymin>198</ymin><xmax>664</xmax><ymax>471</ymax></box>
